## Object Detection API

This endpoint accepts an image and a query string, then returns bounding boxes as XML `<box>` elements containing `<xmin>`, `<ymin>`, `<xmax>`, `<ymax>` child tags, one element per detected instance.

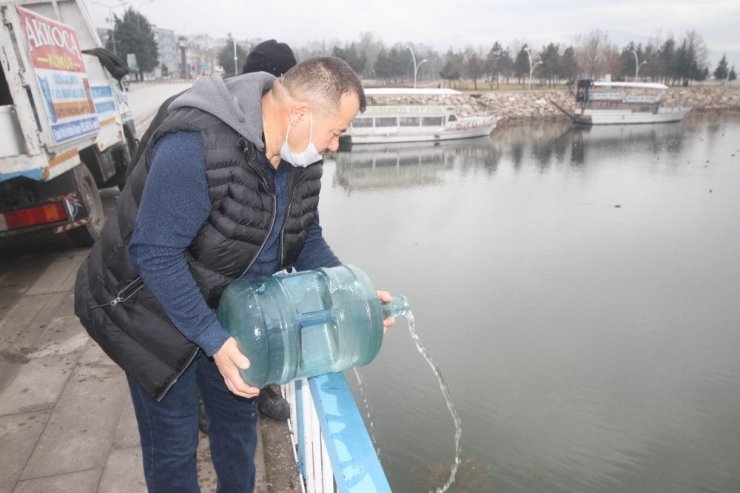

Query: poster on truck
<box><xmin>18</xmin><ymin>6</ymin><xmax>100</xmax><ymax>144</ymax></box>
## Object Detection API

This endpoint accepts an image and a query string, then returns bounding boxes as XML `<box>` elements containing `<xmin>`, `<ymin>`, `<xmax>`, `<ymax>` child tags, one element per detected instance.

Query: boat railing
<box><xmin>284</xmin><ymin>372</ymin><xmax>392</xmax><ymax>493</ymax></box>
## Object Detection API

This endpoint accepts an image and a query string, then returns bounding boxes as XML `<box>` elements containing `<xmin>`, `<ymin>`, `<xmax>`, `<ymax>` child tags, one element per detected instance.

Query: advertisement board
<box><xmin>18</xmin><ymin>6</ymin><xmax>100</xmax><ymax>144</ymax></box>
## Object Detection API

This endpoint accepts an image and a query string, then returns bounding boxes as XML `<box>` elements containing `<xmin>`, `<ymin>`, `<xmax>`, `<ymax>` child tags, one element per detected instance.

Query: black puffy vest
<box><xmin>74</xmin><ymin>106</ymin><xmax>322</xmax><ymax>400</ymax></box>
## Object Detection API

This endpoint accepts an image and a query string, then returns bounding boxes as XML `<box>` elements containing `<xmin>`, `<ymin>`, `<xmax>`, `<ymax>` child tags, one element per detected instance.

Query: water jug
<box><xmin>217</xmin><ymin>264</ymin><xmax>409</xmax><ymax>388</ymax></box>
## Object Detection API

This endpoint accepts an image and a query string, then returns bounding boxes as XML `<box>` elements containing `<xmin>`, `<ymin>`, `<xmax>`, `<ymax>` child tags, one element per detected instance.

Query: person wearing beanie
<box><xmin>242</xmin><ymin>39</ymin><xmax>297</xmax><ymax>76</ymax></box>
<box><xmin>127</xmin><ymin>39</ymin><xmax>299</xmax><ymax>180</ymax></box>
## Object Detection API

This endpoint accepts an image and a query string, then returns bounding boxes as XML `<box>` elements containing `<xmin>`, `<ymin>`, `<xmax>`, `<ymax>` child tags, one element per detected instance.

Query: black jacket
<box><xmin>74</xmin><ymin>75</ymin><xmax>322</xmax><ymax>400</ymax></box>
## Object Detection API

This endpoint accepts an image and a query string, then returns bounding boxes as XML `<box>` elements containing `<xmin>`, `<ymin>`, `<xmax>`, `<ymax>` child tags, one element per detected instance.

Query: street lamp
<box><xmin>415</xmin><ymin>59</ymin><xmax>428</xmax><ymax>87</ymax></box>
<box><xmin>233</xmin><ymin>37</ymin><xmax>238</xmax><ymax>76</ymax></box>
<box><xmin>630</xmin><ymin>50</ymin><xmax>647</xmax><ymax>79</ymax></box>
<box><xmin>407</xmin><ymin>46</ymin><xmax>427</xmax><ymax>89</ymax></box>
<box><xmin>91</xmin><ymin>0</ymin><xmax>129</xmax><ymax>56</ymax></box>
<box><xmin>226</xmin><ymin>33</ymin><xmax>239</xmax><ymax>76</ymax></box>
<box><xmin>526</xmin><ymin>48</ymin><xmax>542</xmax><ymax>91</ymax></box>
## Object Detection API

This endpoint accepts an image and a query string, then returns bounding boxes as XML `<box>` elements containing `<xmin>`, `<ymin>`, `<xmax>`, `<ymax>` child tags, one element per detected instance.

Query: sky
<box><xmin>87</xmin><ymin>0</ymin><xmax>740</xmax><ymax>73</ymax></box>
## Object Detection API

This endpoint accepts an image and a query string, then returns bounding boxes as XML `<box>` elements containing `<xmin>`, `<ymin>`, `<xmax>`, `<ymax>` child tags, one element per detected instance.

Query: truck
<box><xmin>0</xmin><ymin>0</ymin><xmax>135</xmax><ymax>246</ymax></box>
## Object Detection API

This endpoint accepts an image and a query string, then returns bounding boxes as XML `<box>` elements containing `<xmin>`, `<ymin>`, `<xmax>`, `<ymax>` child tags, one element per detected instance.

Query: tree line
<box><xmin>106</xmin><ymin>7</ymin><xmax>159</xmax><ymax>80</ymax></box>
<box><xmin>320</xmin><ymin>30</ymin><xmax>737</xmax><ymax>88</ymax></box>
<box><xmin>107</xmin><ymin>9</ymin><xmax>736</xmax><ymax>87</ymax></box>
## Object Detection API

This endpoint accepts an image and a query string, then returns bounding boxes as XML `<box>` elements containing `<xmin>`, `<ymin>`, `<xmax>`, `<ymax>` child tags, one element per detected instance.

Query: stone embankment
<box><xmin>366</xmin><ymin>86</ymin><xmax>740</xmax><ymax>127</ymax></box>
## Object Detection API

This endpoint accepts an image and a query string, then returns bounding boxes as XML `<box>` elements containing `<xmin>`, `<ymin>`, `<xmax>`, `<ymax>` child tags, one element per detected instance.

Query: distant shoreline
<box><xmin>128</xmin><ymin>81</ymin><xmax>740</xmax><ymax>129</ymax></box>
<box><xmin>364</xmin><ymin>85</ymin><xmax>740</xmax><ymax>128</ymax></box>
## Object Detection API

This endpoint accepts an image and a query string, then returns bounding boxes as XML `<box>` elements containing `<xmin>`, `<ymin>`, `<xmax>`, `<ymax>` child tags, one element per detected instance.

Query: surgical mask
<box><xmin>280</xmin><ymin>112</ymin><xmax>322</xmax><ymax>167</ymax></box>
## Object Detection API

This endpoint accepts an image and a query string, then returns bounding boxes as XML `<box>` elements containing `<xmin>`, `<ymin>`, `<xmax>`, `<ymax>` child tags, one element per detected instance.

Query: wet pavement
<box><xmin>1</xmin><ymin>83</ymin><xmax>302</xmax><ymax>493</ymax></box>
<box><xmin>0</xmin><ymin>233</ymin><xmax>293</xmax><ymax>492</ymax></box>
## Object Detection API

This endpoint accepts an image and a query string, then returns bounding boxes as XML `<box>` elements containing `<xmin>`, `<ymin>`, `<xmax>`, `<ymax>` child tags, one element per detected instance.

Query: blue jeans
<box><xmin>127</xmin><ymin>351</ymin><xmax>258</xmax><ymax>493</ymax></box>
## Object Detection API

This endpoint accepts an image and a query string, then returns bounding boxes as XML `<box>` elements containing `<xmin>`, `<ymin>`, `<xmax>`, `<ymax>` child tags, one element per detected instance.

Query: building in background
<box><xmin>96</xmin><ymin>27</ymin><xmax>110</xmax><ymax>48</ymax></box>
<box><xmin>153</xmin><ymin>27</ymin><xmax>178</xmax><ymax>79</ymax></box>
<box><xmin>93</xmin><ymin>22</ymin><xmax>229</xmax><ymax>80</ymax></box>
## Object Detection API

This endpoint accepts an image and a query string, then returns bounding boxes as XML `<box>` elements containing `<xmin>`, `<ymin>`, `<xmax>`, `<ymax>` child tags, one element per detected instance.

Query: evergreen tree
<box><xmin>371</xmin><ymin>46</ymin><xmax>407</xmax><ymax>83</ymax></box>
<box><xmin>486</xmin><ymin>42</ymin><xmax>505</xmax><ymax>89</ymax></box>
<box><xmin>386</xmin><ymin>46</ymin><xmax>407</xmax><ymax>82</ymax></box>
<box><xmin>110</xmin><ymin>7</ymin><xmax>158</xmax><ymax>80</ymax></box>
<box><xmin>730</xmin><ymin>66</ymin><xmax>737</xmax><ymax>82</ymax></box>
<box><xmin>540</xmin><ymin>43</ymin><xmax>561</xmax><ymax>86</ymax></box>
<box><xmin>439</xmin><ymin>49</ymin><xmax>463</xmax><ymax>88</ymax></box>
<box><xmin>332</xmin><ymin>43</ymin><xmax>367</xmax><ymax>75</ymax></box>
<box><xmin>373</xmin><ymin>48</ymin><xmax>393</xmax><ymax>82</ymax></box>
<box><xmin>496</xmin><ymin>46</ymin><xmax>515</xmax><ymax>84</ymax></box>
<box><xmin>514</xmin><ymin>46</ymin><xmax>530</xmax><ymax>83</ymax></box>
<box><xmin>714</xmin><ymin>54</ymin><xmax>729</xmax><ymax>81</ymax></box>
<box><xmin>559</xmin><ymin>46</ymin><xmax>579</xmax><ymax>85</ymax></box>
<box><xmin>640</xmin><ymin>43</ymin><xmax>658</xmax><ymax>79</ymax></box>
<box><xmin>675</xmin><ymin>40</ymin><xmax>693</xmax><ymax>84</ymax></box>
<box><xmin>659</xmin><ymin>38</ymin><xmax>677</xmax><ymax>83</ymax></box>
<box><xmin>621</xmin><ymin>42</ymin><xmax>649</xmax><ymax>80</ymax></box>
<box><xmin>621</xmin><ymin>43</ymin><xmax>636</xmax><ymax>79</ymax></box>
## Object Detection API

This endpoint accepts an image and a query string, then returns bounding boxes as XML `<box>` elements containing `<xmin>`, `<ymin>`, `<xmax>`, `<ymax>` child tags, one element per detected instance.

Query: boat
<box><xmin>343</xmin><ymin>88</ymin><xmax>497</xmax><ymax>144</ymax></box>
<box><xmin>560</xmin><ymin>80</ymin><xmax>691</xmax><ymax>125</ymax></box>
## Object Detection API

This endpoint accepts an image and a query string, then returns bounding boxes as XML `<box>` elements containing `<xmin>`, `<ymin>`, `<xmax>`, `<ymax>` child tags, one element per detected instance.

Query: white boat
<box><xmin>344</xmin><ymin>88</ymin><xmax>497</xmax><ymax>144</ymax></box>
<box><xmin>569</xmin><ymin>80</ymin><xmax>691</xmax><ymax>125</ymax></box>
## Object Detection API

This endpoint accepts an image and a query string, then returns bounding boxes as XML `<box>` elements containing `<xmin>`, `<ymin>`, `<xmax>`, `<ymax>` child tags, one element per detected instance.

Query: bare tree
<box><xmin>575</xmin><ymin>29</ymin><xmax>614</xmax><ymax>79</ymax></box>
<box><xmin>602</xmin><ymin>43</ymin><xmax>623</xmax><ymax>80</ymax></box>
<box><xmin>464</xmin><ymin>46</ymin><xmax>486</xmax><ymax>89</ymax></box>
<box><xmin>684</xmin><ymin>30</ymin><xmax>709</xmax><ymax>72</ymax></box>
<box><xmin>357</xmin><ymin>31</ymin><xmax>384</xmax><ymax>78</ymax></box>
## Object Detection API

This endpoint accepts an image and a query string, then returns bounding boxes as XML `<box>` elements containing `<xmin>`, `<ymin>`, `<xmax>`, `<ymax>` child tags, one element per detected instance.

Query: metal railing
<box><xmin>284</xmin><ymin>372</ymin><xmax>392</xmax><ymax>493</ymax></box>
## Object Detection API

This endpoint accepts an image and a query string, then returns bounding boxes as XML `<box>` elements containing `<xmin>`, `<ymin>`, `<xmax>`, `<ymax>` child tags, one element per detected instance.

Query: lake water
<box><xmin>319</xmin><ymin>114</ymin><xmax>740</xmax><ymax>493</ymax></box>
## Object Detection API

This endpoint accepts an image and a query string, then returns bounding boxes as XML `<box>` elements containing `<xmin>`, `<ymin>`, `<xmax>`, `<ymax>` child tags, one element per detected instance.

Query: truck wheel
<box><xmin>68</xmin><ymin>165</ymin><xmax>104</xmax><ymax>247</ymax></box>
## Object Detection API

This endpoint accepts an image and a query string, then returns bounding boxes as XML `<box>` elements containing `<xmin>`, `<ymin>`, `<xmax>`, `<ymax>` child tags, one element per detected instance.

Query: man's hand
<box><xmin>378</xmin><ymin>290</ymin><xmax>396</xmax><ymax>333</ymax></box>
<box><xmin>213</xmin><ymin>337</ymin><xmax>261</xmax><ymax>398</ymax></box>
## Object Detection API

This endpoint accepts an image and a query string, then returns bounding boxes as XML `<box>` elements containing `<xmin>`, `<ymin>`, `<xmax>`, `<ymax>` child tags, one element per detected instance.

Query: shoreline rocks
<box><xmin>366</xmin><ymin>86</ymin><xmax>740</xmax><ymax>127</ymax></box>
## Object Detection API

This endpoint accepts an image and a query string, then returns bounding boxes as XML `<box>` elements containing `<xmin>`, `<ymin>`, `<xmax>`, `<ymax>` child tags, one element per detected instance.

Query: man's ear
<box><xmin>287</xmin><ymin>101</ymin><xmax>311</xmax><ymax>125</ymax></box>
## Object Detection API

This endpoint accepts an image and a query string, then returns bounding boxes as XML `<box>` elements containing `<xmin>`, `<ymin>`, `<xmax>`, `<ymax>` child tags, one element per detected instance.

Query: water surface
<box><xmin>320</xmin><ymin>114</ymin><xmax>740</xmax><ymax>493</ymax></box>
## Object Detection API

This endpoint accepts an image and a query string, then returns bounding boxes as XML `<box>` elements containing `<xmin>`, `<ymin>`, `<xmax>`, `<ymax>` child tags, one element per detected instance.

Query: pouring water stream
<box><xmin>355</xmin><ymin>309</ymin><xmax>462</xmax><ymax>493</ymax></box>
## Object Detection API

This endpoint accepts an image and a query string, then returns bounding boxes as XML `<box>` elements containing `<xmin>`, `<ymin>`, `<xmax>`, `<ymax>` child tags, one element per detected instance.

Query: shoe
<box><xmin>258</xmin><ymin>385</ymin><xmax>290</xmax><ymax>421</ymax></box>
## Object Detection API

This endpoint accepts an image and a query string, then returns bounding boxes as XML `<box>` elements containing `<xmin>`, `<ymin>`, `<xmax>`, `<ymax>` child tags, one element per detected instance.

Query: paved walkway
<box><xmin>0</xmin><ymin>245</ymin><xmax>278</xmax><ymax>492</ymax></box>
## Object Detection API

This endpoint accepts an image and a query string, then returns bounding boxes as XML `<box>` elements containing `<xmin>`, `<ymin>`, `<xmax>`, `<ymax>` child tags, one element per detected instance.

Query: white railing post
<box><xmin>284</xmin><ymin>373</ymin><xmax>392</xmax><ymax>493</ymax></box>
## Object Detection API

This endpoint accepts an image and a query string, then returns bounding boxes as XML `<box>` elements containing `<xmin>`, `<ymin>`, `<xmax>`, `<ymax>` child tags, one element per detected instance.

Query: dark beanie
<box><xmin>242</xmin><ymin>39</ymin><xmax>297</xmax><ymax>76</ymax></box>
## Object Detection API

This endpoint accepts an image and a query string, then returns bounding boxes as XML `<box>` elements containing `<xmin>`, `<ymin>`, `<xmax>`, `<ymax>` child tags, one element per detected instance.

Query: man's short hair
<box><xmin>281</xmin><ymin>56</ymin><xmax>366</xmax><ymax>115</ymax></box>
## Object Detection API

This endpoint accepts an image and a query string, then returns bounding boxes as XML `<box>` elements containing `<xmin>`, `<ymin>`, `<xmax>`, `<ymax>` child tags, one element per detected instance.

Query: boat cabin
<box><xmin>351</xmin><ymin>105</ymin><xmax>455</xmax><ymax>131</ymax></box>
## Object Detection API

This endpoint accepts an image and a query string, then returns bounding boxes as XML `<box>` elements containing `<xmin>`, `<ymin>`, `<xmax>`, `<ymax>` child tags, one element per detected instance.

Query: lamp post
<box><xmin>630</xmin><ymin>50</ymin><xmax>647</xmax><ymax>79</ymax></box>
<box><xmin>229</xmin><ymin>33</ymin><xmax>239</xmax><ymax>75</ymax></box>
<box><xmin>91</xmin><ymin>0</ymin><xmax>129</xmax><ymax>56</ymax></box>
<box><xmin>415</xmin><ymin>59</ymin><xmax>428</xmax><ymax>88</ymax></box>
<box><xmin>526</xmin><ymin>48</ymin><xmax>542</xmax><ymax>91</ymax></box>
<box><xmin>407</xmin><ymin>46</ymin><xmax>427</xmax><ymax>89</ymax></box>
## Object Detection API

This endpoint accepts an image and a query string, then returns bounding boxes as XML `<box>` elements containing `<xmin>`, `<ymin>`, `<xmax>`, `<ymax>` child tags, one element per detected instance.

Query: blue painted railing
<box><xmin>285</xmin><ymin>372</ymin><xmax>392</xmax><ymax>493</ymax></box>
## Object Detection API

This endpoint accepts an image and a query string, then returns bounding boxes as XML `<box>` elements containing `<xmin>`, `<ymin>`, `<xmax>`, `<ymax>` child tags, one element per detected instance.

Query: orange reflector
<box><xmin>2</xmin><ymin>202</ymin><xmax>68</xmax><ymax>231</ymax></box>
